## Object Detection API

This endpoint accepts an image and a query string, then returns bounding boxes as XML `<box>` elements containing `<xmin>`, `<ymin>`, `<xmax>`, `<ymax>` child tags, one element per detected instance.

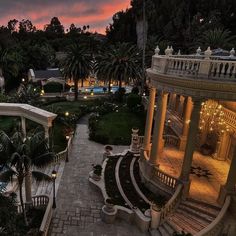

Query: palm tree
<box><xmin>0</xmin><ymin>130</ymin><xmax>55</xmax><ymax>225</ymax></box>
<box><xmin>61</xmin><ymin>43</ymin><xmax>91</xmax><ymax>101</ymax></box>
<box><xmin>95</xmin><ymin>43</ymin><xmax>141</xmax><ymax>90</ymax></box>
<box><xmin>198</xmin><ymin>28</ymin><xmax>236</xmax><ymax>49</ymax></box>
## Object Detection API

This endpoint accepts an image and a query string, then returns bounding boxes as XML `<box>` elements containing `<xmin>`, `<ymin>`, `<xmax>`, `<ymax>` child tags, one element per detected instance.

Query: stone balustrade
<box><xmin>153</xmin><ymin>167</ymin><xmax>178</xmax><ymax>190</ymax></box>
<box><xmin>17</xmin><ymin>195</ymin><xmax>49</xmax><ymax>213</ymax></box>
<box><xmin>160</xmin><ymin>184</ymin><xmax>183</xmax><ymax>224</ymax></box>
<box><xmin>222</xmin><ymin>107</ymin><xmax>236</xmax><ymax>129</ymax></box>
<box><xmin>194</xmin><ymin>196</ymin><xmax>231</xmax><ymax>236</ymax></box>
<box><xmin>164</xmin><ymin>135</ymin><xmax>180</xmax><ymax>148</ymax></box>
<box><xmin>54</xmin><ymin>136</ymin><xmax>73</xmax><ymax>163</ymax></box>
<box><xmin>152</xmin><ymin>55</ymin><xmax>236</xmax><ymax>81</ymax></box>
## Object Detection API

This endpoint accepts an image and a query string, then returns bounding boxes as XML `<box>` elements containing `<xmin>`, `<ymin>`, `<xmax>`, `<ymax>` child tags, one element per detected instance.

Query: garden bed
<box><xmin>104</xmin><ymin>156</ymin><xmax>127</xmax><ymax>208</ymax></box>
<box><xmin>119</xmin><ymin>152</ymin><xmax>150</xmax><ymax>213</ymax></box>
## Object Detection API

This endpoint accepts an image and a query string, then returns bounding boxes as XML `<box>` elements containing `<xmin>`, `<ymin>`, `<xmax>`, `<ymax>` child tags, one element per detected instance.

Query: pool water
<box><xmin>70</xmin><ymin>86</ymin><xmax>132</xmax><ymax>94</ymax></box>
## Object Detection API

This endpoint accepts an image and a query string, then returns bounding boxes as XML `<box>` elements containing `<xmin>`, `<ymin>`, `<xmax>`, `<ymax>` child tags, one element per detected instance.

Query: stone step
<box><xmin>159</xmin><ymin>225</ymin><xmax>171</xmax><ymax>236</ymax></box>
<box><xmin>166</xmin><ymin>219</ymin><xmax>183</xmax><ymax>233</ymax></box>
<box><xmin>162</xmin><ymin>221</ymin><xmax>175</xmax><ymax>235</ymax></box>
<box><xmin>182</xmin><ymin>198</ymin><xmax>220</xmax><ymax>217</ymax></box>
<box><xmin>178</xmin><ymin>204</ymin><xmax>215</xmax><ymax>223</ymax></box>
<box><xmin>187</xmin><ymin>198</ymin><xmax>220</xmax><ymax>210</ymax></box>
<box><xmin>149</xmin><ymin>229</ymin><xmax>162</xmax><ymax>236</ymax></box>
<box><xmin>169</xmin><ymin>214</ymin><xmax>199</xmax><ymax>235</ymax></box>
<box><xmin>176</xmin><ymin>208</ymin><xmax>210</xmax><ymax>228</ymax></box>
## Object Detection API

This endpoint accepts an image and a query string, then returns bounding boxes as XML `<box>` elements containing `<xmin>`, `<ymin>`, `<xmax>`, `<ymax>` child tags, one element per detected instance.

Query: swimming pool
<box><xmin>70</xmin><ymin>86</ymin><xmax>132</xmax><ymax>94</ymax></box>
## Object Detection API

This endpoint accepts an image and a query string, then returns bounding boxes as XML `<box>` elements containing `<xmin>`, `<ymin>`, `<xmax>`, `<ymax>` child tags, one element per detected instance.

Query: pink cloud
<box><xmin>0</xmin><ymin>0</ymin><xmax>131</xmax><ymax>34</ymax></box>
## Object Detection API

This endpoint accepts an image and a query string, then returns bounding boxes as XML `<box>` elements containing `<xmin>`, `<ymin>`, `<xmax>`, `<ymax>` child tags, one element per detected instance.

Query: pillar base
<box><xmin>179</xmin><ymin>136</ymin><xmax>187</xmax><ymax>151</ymax></box>
<box><xmin>101</xmin><ymin>205</ymin><xmax>117</xmax><ymax>224</ymax></box>
<box><xmin>217</xmin><ymin>185</ymin><xmax>228</xmax><ymax>205</ymax></box>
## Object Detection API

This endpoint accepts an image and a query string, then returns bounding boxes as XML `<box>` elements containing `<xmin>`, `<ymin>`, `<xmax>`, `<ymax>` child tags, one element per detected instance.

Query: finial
<box><xmin>230</xmin><ymin>48</ymin><xmax>235</xmax><ymax>57</ymax></box>
<box><xmin>196</xmin><ymin>47</ymin><xmax>201</xmax><ymax>56</ymax></box>
<box><xmin>177</xmin><ymin>50</ymin><xmax>181</xmax><ymax>55</ymax></box>
<box><xmin>204</xmin><ymin>46</ymin><xmax>212</xmax><ymax>59</ymax></box>
<box><xmin>155</xmin><ymin>45</ymin><xmax>160</xmax><ymax>55</ymax></box>
<box><xmin>165</xmin><ymin>46</ymin><xmax>171</xmax><ymax>56</ymax></box>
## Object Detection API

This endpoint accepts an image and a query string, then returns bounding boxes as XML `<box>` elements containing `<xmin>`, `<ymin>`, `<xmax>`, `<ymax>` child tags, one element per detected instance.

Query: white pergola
<box><xmin>0</xmin><ymin>103</ymin><xmax>57</xmax><ymax>139</ymax></box>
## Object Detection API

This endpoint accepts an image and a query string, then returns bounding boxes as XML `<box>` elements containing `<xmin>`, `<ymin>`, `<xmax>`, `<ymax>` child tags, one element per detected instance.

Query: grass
<box><xmin>92</xmin><ymin>108</ymin><xmax>146</xmax><ymax>145</ymax></box>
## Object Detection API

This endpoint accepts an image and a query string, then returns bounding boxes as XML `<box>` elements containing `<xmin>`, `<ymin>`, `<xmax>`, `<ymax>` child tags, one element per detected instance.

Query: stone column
<box><xmin>21</xmin><ymin>116</ymin><xmax>26</xmax><ymax>139</ymax></box>
<box><xmin>180</xmin><ymin>99</ymin><xmax>202</xmax><ymax>197</ymax></box>
<box><xmin>149</xmin><ymin>91</ymin><xmax>168</xmax><ymax>165</ymax></box>
<box><xmin>171</xmin><ymin>93</ymin><xmax>176</xmax><ymax>111</ymax></box>
<box><xmin>218</xmin><ymin>144</ymin><xmax>236</xmax><ymax>204</ymax></box>
<box><xmin>143</xmin><ymin>87</ymin><xmax>156</xmax><ymax>155</ymax></box>
<box><xmin>44</xmin><ymin>126</ymin><xmax>49</xmax><ymax>146</ymax></box>
<box><xmin>179</xmin><ymin>97</ymin><xmax>193</xmax><ymax>151</ymax></box>
<box><xmin>214</xmin><ymin>132</ymin><xmax>230</xmax><ymax>161</ymax></box>
<box><xmin>178</xmin><ymin>95</ymin><xmax>185</xmax><ymax>118</ymax></box>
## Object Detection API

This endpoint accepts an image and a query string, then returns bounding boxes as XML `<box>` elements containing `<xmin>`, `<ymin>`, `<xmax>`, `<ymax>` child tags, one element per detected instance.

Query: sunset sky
<box><xmin>0</xmin><ymin>0</ymin><xmax>131</xmax><ymax>34</ymax></box>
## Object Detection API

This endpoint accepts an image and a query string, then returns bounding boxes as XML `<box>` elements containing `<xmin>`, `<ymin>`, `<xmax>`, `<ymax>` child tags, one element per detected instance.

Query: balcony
<box><xmin>147</xmin><ymin>52</ymin><xmax>236</xmax><ymax>101</ymax></box>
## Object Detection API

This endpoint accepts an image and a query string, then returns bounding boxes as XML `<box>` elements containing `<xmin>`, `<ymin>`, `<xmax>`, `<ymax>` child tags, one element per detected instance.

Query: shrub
<box><xmin>126</xmin><ymin>94</ymin><xmax>142</xmax><ymax>109</ymax></box>
<box><xmin>131</xmin><ymin>86</ymin><xmax>139</xmax><ymax>95</ymax></box>
<box><xmin>44</xmin><ymin>82</ymin><xmax>63</xmax><ymax>93</ymax></box>
<box><xmin>93</xmin><ymin>164</ymin><xmax>102</xmax><ymax>176</ymax></box>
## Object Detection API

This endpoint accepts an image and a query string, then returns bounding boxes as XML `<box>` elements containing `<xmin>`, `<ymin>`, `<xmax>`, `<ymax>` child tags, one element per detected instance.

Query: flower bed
<box><xmin>119</xmin><ymin>152</ymin><xmax>150</xmax><ymax>213</ymax></box>
<box><xmin>104</xmin><ymin>156</ymin><xmax>127</xmax><ymax>207</ymax></box>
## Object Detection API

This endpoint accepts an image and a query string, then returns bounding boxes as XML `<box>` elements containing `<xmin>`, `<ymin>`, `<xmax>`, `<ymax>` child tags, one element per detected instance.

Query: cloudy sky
<box><xmin>0</xmin><ymin>0</ymin><xmax>131</xmax><ymax>34</ymax></box>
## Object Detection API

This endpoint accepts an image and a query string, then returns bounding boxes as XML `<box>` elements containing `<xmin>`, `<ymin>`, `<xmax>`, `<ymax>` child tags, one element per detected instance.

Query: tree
<box><xmin>19</xmin><ymin>19</ymin><xmax>36</xmax><ymax>34</ymax></box>
<box><xmin>198</xmin><ymin>28</ymin><xmax>236</xmax><ymax>49</ymax></box>
<box><xmin>45</xmin><ymin>17</ymin><xmax>64</xmax><ymax>35</ymax></box>
<box><xmin>7</xmin><ymin>19</ymin><xmax>18</xmax><ymax>33</ymax></box>
<box><xmin>95</xmin><ymin>43</ymin><xmax>141</xmax><ymax>90</ymax></box>
<box><xmin>0</xmin><ymin>130</ymin><xmax>55</xmax><ymax>225</ymax></box>
<box><xmin>61</xmin><ymin>43</ymin><xmax>91</xmax><ymax>100</ymax></box>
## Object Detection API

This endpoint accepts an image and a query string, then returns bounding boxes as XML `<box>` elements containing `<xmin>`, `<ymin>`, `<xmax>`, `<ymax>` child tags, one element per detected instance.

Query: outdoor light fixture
<box><xmin>66</xmin><ymin>135</ymin><xmax>70</xmax><ymax>140</ymax></box>
<box><xmin>22</xmin><ymin>78</ymin><xmax>25</xmax><ymax>82</ymax></box>
<box><xmin>84</xmin><ymin>96</ymin><xmax>87</xmax><ymax>99</ymax></box>
<box><xmin>91</xmin><ymin>92</ymin><xmax>94</xmax><ymax>96</ymax></box>
<box><xmin>40</xmin><ymin>89</ymin><xmax>45</xmax><ymax>96</ymax></box>
<box><xmin>65</xmin><ymin>111</ymin><xmax>69</xmax><ymax>116</ymax></box>
<box><xmin>51</xmin><ymin>170</ymin><xmax>57</xmax><ymax>209</ymax></box>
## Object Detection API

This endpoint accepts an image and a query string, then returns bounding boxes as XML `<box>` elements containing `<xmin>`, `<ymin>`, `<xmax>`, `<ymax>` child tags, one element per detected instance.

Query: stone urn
<box><xmin>105</xmin><ymin>198</ymin><xmax>115</xmax><ymax>213</ymax></box>
<box><xmin>92</xmin><ymin>164</ymin><xmax>102</xmax><ymax>181</ymax></box>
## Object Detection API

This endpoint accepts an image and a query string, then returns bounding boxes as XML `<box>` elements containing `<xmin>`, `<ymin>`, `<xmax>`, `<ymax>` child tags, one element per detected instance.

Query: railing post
<box><xmin>150</xmin><ymin>204</ymin><xmax>162</xmax><ymax>229</ymax></box>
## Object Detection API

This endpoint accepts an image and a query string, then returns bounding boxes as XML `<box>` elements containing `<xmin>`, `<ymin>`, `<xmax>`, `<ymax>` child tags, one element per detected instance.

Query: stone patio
<box><xmin>159</xmin><ymin>147</ymin><xmax>230</xmax><ymax>205</ymax></box>
<box><xmin>49</xmin><ymin>116</ymin><xmax>149</xmax><ymax>236</ymax></box>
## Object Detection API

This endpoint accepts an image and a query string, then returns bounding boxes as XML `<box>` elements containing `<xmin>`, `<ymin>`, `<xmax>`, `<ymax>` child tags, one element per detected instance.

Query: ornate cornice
<box><xmin>147</xmin><ymin>69</ymin><xmax>236</xmax><ymax>101</ymax></box>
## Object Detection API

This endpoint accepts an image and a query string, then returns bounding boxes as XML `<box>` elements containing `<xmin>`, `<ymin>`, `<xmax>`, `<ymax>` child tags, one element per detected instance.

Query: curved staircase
<box><xmin>150</xmin><ymin>198</ymin><xmax>221</xmax><ymax>236</ymax></box>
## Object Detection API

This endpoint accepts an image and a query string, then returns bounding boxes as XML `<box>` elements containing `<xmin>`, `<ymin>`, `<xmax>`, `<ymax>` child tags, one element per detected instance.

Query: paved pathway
<box><xmin>49</xmin><ymin>116</ymin><xmax>148</xmax><ymax>236</ymax></box>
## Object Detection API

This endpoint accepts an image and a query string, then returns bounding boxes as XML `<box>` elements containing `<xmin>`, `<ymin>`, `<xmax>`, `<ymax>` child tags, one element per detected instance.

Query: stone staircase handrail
<box><xmin>194</xmin><ymin>196</ymin><xmax>231</xmax><ymax>236</ymax></box>
<box><xmin>39</xmin><ymin>193</ymin><xmax>53</xmax><ymax>236</ymax></box>
<box><xmin>17</xmin><ymin>195</ymin><xmax>49</xmax><ymax>213</ymax></box>
<box><xmin>54</xmin><ymin>136</ymin><xmax>73</xmax><ymax>163</ymax></box>
<box><xmin>163</xmin><ymin>134</ymin><xmax>180</xmax><ymax>148</ymax></box>
<box><xmin>160</xmin><ymin>184</ymin><xmax>183</xmax><ymax>224</ymax></box>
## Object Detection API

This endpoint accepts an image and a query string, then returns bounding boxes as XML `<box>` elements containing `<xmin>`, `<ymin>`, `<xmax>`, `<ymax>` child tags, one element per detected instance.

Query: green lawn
<box><xmin>92</xmin><ymin>109</ymin><xmax>146</xmax><ymax>145</ymax></box>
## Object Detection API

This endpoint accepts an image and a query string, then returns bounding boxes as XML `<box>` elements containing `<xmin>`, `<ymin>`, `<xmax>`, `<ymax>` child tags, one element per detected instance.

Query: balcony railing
<box><xmin>151</xmin><ymin>55</ymin><xmax>236</xmax><ymax>81</ymax></box>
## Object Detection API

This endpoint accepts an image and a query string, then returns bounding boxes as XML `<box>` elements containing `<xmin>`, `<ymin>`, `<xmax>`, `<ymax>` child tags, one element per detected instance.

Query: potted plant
<box><xmin>103</xmin><ymin>145</ymin><xmax>113</xmax><ymax>160</ymax></box>
<box><xmin>92</xmin><ymin>164</ymin><xmax>102</xmax><ymax>181</ymax></box>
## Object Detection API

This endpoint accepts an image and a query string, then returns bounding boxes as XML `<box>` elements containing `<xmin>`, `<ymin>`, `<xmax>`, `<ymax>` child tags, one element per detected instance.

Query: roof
<box><xmin>0</xmin><ymin>103</ymin><xmax>57</xmax><ymax>127</ymax></box>
<box><xmin>34</xmin><ymin>69</ymin><xmax>62</xmax><ymax>79</ymax></box>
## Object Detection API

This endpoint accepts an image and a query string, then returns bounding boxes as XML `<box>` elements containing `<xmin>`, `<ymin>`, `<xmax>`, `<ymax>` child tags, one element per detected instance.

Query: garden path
<box><xmin>49</xmin><ymin>115</ymin><xmax>149</xmax><ymax>236</ymax></box>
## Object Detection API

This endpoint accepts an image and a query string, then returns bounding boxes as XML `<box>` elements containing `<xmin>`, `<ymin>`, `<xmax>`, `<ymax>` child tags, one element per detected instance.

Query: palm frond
<box><xmin>0</xmin><ymin>168</ymin><xmax>16</xmax><ymax>182</ymax></box>
<box><xmin>32</xmin><ymin>171</ymin><xmax>52</xmax><ymax>183</ymax></box>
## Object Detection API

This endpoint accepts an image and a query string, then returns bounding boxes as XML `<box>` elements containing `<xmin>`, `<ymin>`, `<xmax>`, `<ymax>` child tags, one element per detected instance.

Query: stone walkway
<box><xmin>49</xmin><ymin>116</ymin><xmax>148</xmax><ymax>236</ymax></box>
